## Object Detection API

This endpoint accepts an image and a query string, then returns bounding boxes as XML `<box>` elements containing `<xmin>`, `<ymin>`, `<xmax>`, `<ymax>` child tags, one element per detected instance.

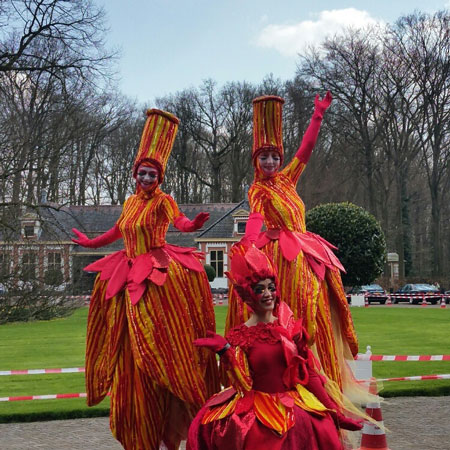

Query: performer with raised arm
<box><xmin>72</xmin><ymin>109</ymin><xmax>220</xmax><ymax>450</ymax></box>
<box><xmin>188</xmin><ymin>244</ymin><xmax>363</xmax><ymax>450</ymax></box>
<box><xmin>225</xmin><ymin>93</ymin><xmax>360</xmax><ymax>394</ymax></box>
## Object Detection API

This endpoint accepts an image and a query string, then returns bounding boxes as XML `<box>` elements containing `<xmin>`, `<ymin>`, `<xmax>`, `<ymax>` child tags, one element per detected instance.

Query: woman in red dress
<box><xmin>188</xmin><ymin>245</ymin><xmax>362</xmax><ymax>450</ymax></box>
<box><xmin>72</xmin><ymin>109</ymin><xmax>220</xmax><ymax>450</ymax></box>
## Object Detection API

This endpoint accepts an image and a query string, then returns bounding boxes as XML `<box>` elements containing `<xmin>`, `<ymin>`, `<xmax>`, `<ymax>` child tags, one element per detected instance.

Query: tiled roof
<box><xmin>1</xmin><ymin>201</ymin><xmax>248</xmax><ymax>249</ymax></box>
<box><xmin>197</xmin><ymin>200</ymin><xmax>249</xmax><ymax>239</ymax></box>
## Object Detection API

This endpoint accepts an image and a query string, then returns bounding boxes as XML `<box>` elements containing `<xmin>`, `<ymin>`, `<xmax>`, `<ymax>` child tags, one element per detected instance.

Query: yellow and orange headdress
<box><xmin>133</xmin><ymin>108</ymin><xmax>180</xmax><ymax>183</ymax></box>
<box><xmin>252</xmin><ymin>95</ymin><xmax>285</xmax><ymax>165</ymax></box>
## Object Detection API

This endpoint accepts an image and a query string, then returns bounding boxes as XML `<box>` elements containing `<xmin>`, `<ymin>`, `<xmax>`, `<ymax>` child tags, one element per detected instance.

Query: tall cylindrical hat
<box><xmin>133</xmin><ymin>108</ymin><xmax>180</xmax><ymax>182</ymax></box>
<box><xmin>252</xmin><ymin>95</ymin><xmax>285</xmax><ymax>163</ymax></box>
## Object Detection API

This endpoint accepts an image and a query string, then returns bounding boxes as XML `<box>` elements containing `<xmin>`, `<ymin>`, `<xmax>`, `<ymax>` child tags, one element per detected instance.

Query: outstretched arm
<box><xmin>71</xmin><ymin>225</ymin><xmax>122</xmax><ymax>248</ymax></box>
<box><xmin>295</xmin><ymin>91</ymin><xmax>332</xmax><ymax>164</ymax></box>
<box><xmin>174</xmin><ymin>212</ymin><xmax>209</xmax><ymax>232</ymax></box>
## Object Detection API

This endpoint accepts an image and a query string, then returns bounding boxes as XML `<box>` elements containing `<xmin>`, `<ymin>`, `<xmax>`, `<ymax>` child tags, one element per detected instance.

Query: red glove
<box><xmin>174</xmin><ymin>212</ymin><xmax>209</xmax><ymax>232</ymax></box>
<box><xmin>306</xmin><ymin>369</ymin><xmax>363</xmax><ymax>431</ymax></box>
<box><xmin>314</xmin><ymin>91</ymin><xmax>332</xmax><ymax>116</ymax></box>
<box><xmin>295</xmin><ymin>91</ymin><xmax>332</xmax><ymax>164</ymax></box>
<box><xmin>71</xmin><ymin>225</ymin><xmax>121</xmax><ymax>248</ymax></box>
<box><xmin>194</xmin><ymin>331</ymin><xmax>230</xmax><ymax>354</ymax></box>
<box><xmin>244</xmin><ymin>212</ymin><xmax>264</xmax><ymax>243</ymax></box>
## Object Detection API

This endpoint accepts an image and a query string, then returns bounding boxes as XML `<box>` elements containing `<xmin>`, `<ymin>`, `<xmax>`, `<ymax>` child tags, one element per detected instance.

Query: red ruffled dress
<box><xmin>188</xmin><ymin>306</ymin><xmax>343</xmax><ymax>450</ymax></box>
<box><xmin>84</xmin><ymin>188</ymin><xmax>220</xmax><ymax>450</ymax></box>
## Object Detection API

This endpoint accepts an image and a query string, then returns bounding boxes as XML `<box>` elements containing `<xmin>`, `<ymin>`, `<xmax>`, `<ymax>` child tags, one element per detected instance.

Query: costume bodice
<box><xmin>249</xmin><ymin>171</ymin><xmax>306</xmax><ymax>233</ymax></box>
<box><xmin>250</xmin><ymin>156</ymin><xmax>307</xmax><ymax>232</ymax></box>
<box><xmin>227</xmin><ymin>322</ymin><xmax>300</xmax><ymax>393</ymax></box>
<box><xmin>116</xmin><ymin>189</ymin><xmax>180</xmax><ymax>258</ymax></box>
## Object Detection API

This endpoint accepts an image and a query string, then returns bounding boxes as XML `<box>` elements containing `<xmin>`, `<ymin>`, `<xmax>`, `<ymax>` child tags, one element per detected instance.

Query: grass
<box><xmin>0</xmin><ymin>306</ymin><xmax>449</xmax><ymax>422</ymax></box>
<box><xmin>350</xmin><ymin>307</ymin><xmax>450</xmax><ymax>397</ymax></box>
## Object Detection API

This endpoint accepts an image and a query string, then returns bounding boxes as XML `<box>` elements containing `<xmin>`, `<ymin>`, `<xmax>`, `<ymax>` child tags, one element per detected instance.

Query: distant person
<box><xmin>72</xmin><ymin>109</ymin><xmax>220</xmax><ymax>450</ymax></box>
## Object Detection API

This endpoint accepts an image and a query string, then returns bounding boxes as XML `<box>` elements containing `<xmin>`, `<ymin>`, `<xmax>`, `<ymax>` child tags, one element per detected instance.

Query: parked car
<box><xmin>346</xmin><ymin>284</ymin><xmax>388</xmax><ymax>304</ymax></box>
<box><xmin>445</xmin><ymin>291</ymin><xmax>450</xmax><ymax>304</ymax></box>
<box><xmin>391</xmin><ymin>283</ymin><xmax>442</xmax><ymax>305</ymax></box>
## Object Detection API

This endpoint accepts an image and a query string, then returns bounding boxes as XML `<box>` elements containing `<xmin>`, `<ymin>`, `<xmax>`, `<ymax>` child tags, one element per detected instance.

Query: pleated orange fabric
<box><xmin>85</xmin><ymin>188</ymin><xmax>220</xmax><ymax>450</ymax></box>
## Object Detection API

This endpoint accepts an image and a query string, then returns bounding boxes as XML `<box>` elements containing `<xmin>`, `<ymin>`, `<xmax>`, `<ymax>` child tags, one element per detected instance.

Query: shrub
<box><xmin>306</xmin><ymin>202</ymin><xmax>386</xmax><ymax>286</ymax></box>
<box><xmin>204</xmin><ymin>264</ymin><xmax>216</xmax><ymax>282</ymax></box>
<box><xmin>44</xmin><ymin>268</ymin><xmax>64</xmax><ymax>286</ymax></box>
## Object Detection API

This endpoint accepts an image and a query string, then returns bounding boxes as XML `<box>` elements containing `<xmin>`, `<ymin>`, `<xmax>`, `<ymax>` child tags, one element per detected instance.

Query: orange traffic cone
<box><xmin>364</xmin><ymin>296</ymin><xmax>369</xmax><ymax>308</ymax></box>
<box><xmin>440</xmin><ymin>297</ymin><xmax>446</xmax><ymax>309</ymax></box>
<box><xmin>421</xmin><ymin>295</ymin><xmax>427</xmax><ymax>307</ymax></box>
<box><xmin>358</xmin><ymin>380</ymin><xmax>390</xmax><ymax>450</ymax></box>
<box><xmin>385</xmin><ymin>295</ymin><xmax>392</xmax><ymax>307</ymax></box>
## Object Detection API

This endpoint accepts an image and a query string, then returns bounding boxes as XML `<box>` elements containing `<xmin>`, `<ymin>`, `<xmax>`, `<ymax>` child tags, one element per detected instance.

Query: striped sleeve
<box><xmin>162</xmin><ymin>194</ymin><xmax>181</xmax><ymax>223</ymax></box>
<box><xmin>282</xmin><ymin>156</ymin><xmax>306</xmax><ymax>186</ymax></box>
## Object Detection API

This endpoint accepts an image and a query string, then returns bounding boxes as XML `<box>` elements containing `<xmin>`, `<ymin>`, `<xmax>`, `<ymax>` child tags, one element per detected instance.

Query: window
<box><xmin>22</xmin><ymin>252</ymin><xmax>37</xmax><ymax>281</ymax></box>
<box><xmin>0</xmin><ymin>252</ymin><xmax>10</xmax><ymax>278</ymax></box>
<box><xmin>24</xmin><ymin>225</ymin><xmax>35</xmax><ymax>238</ymax></box>
<box><xmin>237</xmin><ymin>222</ymin><xmax>246</xmax><ymax>234</ymax></box>
<box><xmin>210</xmin><ymin>250</ymin><xmax>224</xmax><ymax>278</ymax></box>
<box><xmin>48</xmin><ymin>252</ymin><xmax>62</xmax><ymax>271</ymax></box>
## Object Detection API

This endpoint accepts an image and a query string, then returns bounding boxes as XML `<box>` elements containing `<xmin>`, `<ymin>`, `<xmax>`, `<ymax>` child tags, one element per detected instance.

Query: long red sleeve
<box><xmin>71</xmin><ymin>225</ymin><xmax>122</xmax><ymax>248</ymax></box>
<box><xmin>244</xmin><ymin>212</ymin><xmax>264</xmax><ymax>243</ymax></box>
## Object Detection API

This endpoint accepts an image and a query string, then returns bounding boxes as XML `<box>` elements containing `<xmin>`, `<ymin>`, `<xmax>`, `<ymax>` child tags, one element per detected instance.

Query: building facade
<box><xmin>0</xmin><ymin>201</ymin><xmax>249</xmax><ymax>295</ymax></box>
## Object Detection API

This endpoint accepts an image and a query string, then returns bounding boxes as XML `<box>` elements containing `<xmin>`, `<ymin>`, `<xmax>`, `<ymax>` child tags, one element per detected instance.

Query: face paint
<box><xmin>257</xmin><ymin>150</ymin><xmax>281</xmax><ymax>177</ymax></box>
<box><xmin>246</xmin><ymin>278</ymin><xmax>277</xmax><ymax>314</ymax></box>
<box><xmin>136</xmin><ymin>165</ymin><xmax>159</xmax><ymax>191</ymax></box>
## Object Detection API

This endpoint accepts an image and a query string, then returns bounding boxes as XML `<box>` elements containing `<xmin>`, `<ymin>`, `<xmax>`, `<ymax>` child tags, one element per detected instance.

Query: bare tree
<box><xmin>298</xmin><ymin>26</ymin><xmax>386</xmax><ymax>215</ymax></box>
<box><xmin>221</xmin><ymin>81</ymin><xmax>255</xmax><ymax>202</ymax></box>
<box><xmin>91</xmin><ymin>98</ymin><xmax>143</xmax><ymax>205</ymax></box>
<box><xmin>0</xmin><ymin>0</ymin><xmax>115</xmax><ymax>82</ymax></box>
<box><xmin>388</xmin><ymin>11</ymin><xmax>450</xmax><ymax>276</ymax></box>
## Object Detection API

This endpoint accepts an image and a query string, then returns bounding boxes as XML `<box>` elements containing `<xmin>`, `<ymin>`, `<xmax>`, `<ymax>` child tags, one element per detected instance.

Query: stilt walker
<box><xmin>225</xmin><ymin>93</ymin><xmax>366</xmax><ymax>403</ymax></box>
<box><xmin>72</xmin><ymin>109</ymin><xmax>220</xmax><ymax>449</ymax></box>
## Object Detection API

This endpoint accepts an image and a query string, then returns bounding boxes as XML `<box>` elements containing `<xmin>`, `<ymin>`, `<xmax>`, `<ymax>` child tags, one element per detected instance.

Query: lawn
<box><xmin>0</xmin><ymin>306</ymin><xmax>449</xmax><ymax>422</ymax></box>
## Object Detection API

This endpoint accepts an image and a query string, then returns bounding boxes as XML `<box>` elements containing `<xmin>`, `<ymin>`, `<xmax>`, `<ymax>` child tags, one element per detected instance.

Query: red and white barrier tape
<box><xmin>0</xmin><ymin>393</ymin><xmax>88</xmax><ymax>402</ymax></box>
<box><xmin>3</xmin><ymin>374</ymin><xmax>450</xmax><ymax>401</ymax></box>
<box><xmin>378</xmin><ymin>374</ymin><xmax>450</xmax><ymax>382</ymax></box>
<box><xmin>0</xmin><ymin>367</ymin><xmax>85</xmax><ymax>376</ymax></box>
<box><xmin>2</xmin><ymin>354</ymin><xmax>450</xmax><ymax>376</ymax></box>
<box><xmin>355</xmin><ymin>354</ymin><xmax>450</xmax><ymax>361</ymax></box>
<box><xmin>389</xmin><ymin>293</ymin><xmax>446</xmax><ymax>299</ymax></box>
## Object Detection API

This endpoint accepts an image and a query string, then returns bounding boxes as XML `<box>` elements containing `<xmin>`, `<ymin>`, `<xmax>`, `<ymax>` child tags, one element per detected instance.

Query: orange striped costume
<box><xmin>225</xmin><ymin>95</ymin><xmax>358</xmax><ymax>391</ymax></box>
<box><xmin>83</xmin><ymin>109</ymin><xmax>220</xmax><ymax>450</ymax></box>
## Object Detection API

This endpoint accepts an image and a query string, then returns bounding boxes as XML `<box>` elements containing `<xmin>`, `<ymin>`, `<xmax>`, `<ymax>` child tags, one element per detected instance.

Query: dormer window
<box><xmin>24</xmin><ymin>225</ymin><xmax>35</xmax><ymax>238</ymax></box>
<box><xmin>231</xmin><ymin>208</ymin><xmax>250</xmax><ymax>237</ymax></box>
<box><xmin>21</xmin><ymin>212</ymin><xmax>41</xmax><ymax>240</ymax></box>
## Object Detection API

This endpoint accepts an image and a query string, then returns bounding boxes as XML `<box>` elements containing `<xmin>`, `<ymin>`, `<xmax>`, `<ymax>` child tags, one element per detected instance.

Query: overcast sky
<box><xmin>95</xmin><ymin>1</ymin><xmax>450</xmax><ymax>105</ymax></box>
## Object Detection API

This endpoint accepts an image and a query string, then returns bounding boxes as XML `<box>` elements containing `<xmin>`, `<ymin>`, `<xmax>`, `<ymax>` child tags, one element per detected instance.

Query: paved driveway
<box><xmin>1</xmin><ymin>396</ymin><xmax>449</xmax><ymax>449</ymax></box>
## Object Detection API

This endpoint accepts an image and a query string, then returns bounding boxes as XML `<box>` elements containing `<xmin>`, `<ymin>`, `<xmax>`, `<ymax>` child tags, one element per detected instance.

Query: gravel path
<box><xmin>0</xmin><ymin>396</ymin><xmax>449</xmax><ymax>449</ymax></box>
